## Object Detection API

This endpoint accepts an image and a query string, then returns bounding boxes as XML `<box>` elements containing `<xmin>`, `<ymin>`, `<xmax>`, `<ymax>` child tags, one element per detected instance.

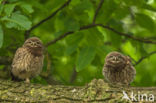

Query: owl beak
<box><xmin>112</xmin><ymin>57</ymin><xmax>119</xmax><ymax>63</ymax></box>
<box><xmin>32</xmin><ymin>42</ymin><xmax>35</xmax><ymax>46</ymax></box>
<box><xmin>114</xmin><ymin>57</ymin><xmax>117</xmax><ymax>61</ymax></box>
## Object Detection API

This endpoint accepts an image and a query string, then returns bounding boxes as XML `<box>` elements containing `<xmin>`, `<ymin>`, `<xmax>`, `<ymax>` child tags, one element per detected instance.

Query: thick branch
<box><xmin>24</xmin><ymin>0</ymin><xmax>72</xmax><ymax>39</ymax></box>
<box><xmin>134</xmin><ymin>51</ymin><xmax>156</xmax><ymax>66</ymax></box>
<box><xmin>0</xmin><ymin>79</ymin><xmax>155</xmax><ymax>102</ymax></box>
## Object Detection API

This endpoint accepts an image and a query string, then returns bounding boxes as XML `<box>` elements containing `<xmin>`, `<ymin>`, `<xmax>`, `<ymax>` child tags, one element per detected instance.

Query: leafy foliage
<box><xmin>76</xmin><ymin>46</ymin><xmax>96</xmax><ymax>72</ymax></box>
<box><xmin>1</xmin><ymin>12</ymin><xmax>32</xmax><ymax>30</ymax></box>
<box><xmin>0</xmin><ymin>0</ymin><xmax>156</xmax><ymax>86</ymax></box>
<box><xmin>0</xmin><ymin>25</ymin><xmax>3</xmax><ymax>48</ymax></box>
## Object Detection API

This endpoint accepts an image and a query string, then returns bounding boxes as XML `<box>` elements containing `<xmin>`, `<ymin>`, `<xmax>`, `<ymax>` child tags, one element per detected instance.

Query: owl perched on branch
<box><xmin>11</xmin><ymin>37</ymin><xmax>44</xmax><ymax>83</ymax></box>
<box><xmin>103</xmin><ymin>51</ymin><xmax>136</xmax><ymax>85</ymax></box>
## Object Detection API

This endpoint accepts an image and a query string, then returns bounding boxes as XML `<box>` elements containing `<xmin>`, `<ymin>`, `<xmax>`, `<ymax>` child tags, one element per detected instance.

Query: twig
<box><xmin>134</xmin><ymin>51</ymin><xmax>156</xmax><ymax>66</ymax></box>
<box><xmin>45</xmin><ymin>24</ymin><xmax>97</xmax><ymax>47</ymax></box>
<box><xmin>96</xmin><ymin>24</ymin><xmax>156</xmax><ymax>44</ymax></box>
<box><xmin>45</xmin><ymin>23</ymin><xmax>156</xmax><ymax>47</ymax></box>
<box><xmin>70</xmin><ymin>66</ymin><xmax>77</xmax><ymax>83</ymax></box>
<box><xmin>143</xmin><ymin>36</ymin><xmax>156</xmax><ymax>40</ymax></box>
<box><xmin>45</xmin><ymin>31</ymin><xmax>74</xmax><ymax>47</ymax></box>
<box><xmin>92</xmin><ymin>0</ymin><xmax>104</xmax><ymax>23</ymax></box>
<box><xmin>24</xmin><ymin>0</ymin><xmax>72</xmax><ymax>39</ymax></box>
<box><xmin>127</xmin><ymin>55</ymin><xmax>137</xmax><ymax>64</ymax></box>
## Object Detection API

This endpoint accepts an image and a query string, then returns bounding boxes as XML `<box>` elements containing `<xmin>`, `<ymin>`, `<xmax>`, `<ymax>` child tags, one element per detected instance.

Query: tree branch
<box><xmin>1</xmin><ymin>0</ymin><xmax>155</xmax><ymax>66</ymax></box>
<box><xmin>24</xmin><ymin>0</ymin><xmax>72</xmax><ymax>39</ymax></box>
<box><xmin>23</xmin><ymin>0</ymin><xmax>155</xmax><ymax>46</ymax></box>
<box><xmin>0</xmin><ymin>79</ymin><xmax>156</xmax><ymax>102</ymax></box>
<box><xmin>92</xmin><ymin>0</ymin><xmax>104</xmax><ymax>23</ymax></box>
<box><xmin>45</xmin><ymin>23</ymin><xmax>156</xmax><ymax>47</ymax></box>
<box><xmin>45</xmin><ymin>24</ymin><xmax>97</xmax><ymax>47</ymax></box>
<box><xmin>134</xmin><ymin>51</ymin><xmax>156</xmax><ymax>66</ymax></box>
<box><xmin>96</xmin><ymin>24</ymin><xmax>156</xmax><ymax>44</ymax></box>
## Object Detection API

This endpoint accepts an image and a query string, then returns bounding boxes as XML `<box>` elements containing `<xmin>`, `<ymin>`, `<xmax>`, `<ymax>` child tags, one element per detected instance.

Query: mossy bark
<box><xmin>0</xmin><ymin>79</ymin><xmax>155</xmax><ymax>103</ymax></box>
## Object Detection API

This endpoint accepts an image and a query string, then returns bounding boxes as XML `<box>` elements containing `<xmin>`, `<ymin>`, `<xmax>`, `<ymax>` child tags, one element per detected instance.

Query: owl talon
<box><xmin>25</xmin><ymin>78</ymin><xmax>30</xmax><ymax>83</ymax></box>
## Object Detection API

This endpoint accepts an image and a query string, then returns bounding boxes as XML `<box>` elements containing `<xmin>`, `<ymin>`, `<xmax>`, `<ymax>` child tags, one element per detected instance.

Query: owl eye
<box><xmin>109</xmin><ymin>56</ymin><xmax>114</xmax><ymax>58</ymax></box>
<box><xmin>36</xmin><ymin>41</ymin><xmax>40</xmax><ymax>44</ymax></box>
<box><xmin>118</xmin><ymin>56</ymin><xmax>124</xmax><ymax>61</ymax></box>
<box><xmin>27</xmin><ymin>41</ymin><xmax>32</xmax><ymax>44</ymax></box>
<box><xmin>118</xmin><ymin>55</ymin><xmax>122</xmax><ymax>58</ymax></box>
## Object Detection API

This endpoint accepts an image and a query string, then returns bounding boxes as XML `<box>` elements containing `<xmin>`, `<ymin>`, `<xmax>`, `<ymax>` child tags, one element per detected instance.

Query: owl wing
<box><xmin>130</xmin><ymin>65</ymin><xmax>136</xmax><ymax>78</ymax></box>
<box><xmin>12</xmin><ymin>47</ymin><xmax>27</xmax><ymax>66</ymax></box>
<box><xmin>124</xmin><ymin>64</ymin><xmax>136</xmax><ymax>84</ymax></box>
<box><xmin>11</xmin><ymin>47</ymin><xmax>30</xmax><ymax>73</ymax></box>
<box><xmin>102</xmin><ymin>65</ymin><xmax>110</xmax><ymax>83</ymax></box>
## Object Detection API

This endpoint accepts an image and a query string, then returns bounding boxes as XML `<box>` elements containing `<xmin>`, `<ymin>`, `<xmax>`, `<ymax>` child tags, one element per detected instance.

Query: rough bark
<box><xmin>0</xmin><ymin>79</ymin><xmax>155</xmax><ymax>103</ymax></box>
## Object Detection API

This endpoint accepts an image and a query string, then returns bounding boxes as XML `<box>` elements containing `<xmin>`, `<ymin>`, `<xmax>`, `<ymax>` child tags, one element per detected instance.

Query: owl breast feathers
<box><xmin>103</xmin><ymin>51</ymin><xmax>136</xmax><ymax>85</ymax></box>
<box><xmin>11</xmin><ymin>37</ymin><xmax>44</xmax><ymax>83</ymax></box>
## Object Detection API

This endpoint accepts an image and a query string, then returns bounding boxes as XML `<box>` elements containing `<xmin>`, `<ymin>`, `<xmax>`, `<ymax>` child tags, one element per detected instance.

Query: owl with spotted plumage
<box><xmin>103</xmin><ymin>51</ymin><xmax>136</xmax><ymax>85</ymax></box>
<box><xmin>11</xmin><ymin>37</ymin><xmax>44</xmax><ymax>83</ymax></box>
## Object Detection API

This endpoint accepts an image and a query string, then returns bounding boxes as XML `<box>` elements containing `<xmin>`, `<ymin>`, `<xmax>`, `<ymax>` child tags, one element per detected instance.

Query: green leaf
<box><xmin>112</xmin><ymin>6</ymin><xmax>129</xmax><ymax>20</ymax></box>
<box><xmin>1</xmin><ymin>12</ymin><xmax>32</xmax><ymax>30</ymax></box>
<box><xmin>65</xmin><ymin>32</ymin><xmax>83</xmax><ymax>55</ymax></box>
<box><xmin>50</xmin><ymin>0</ymin><xmax>66</xmax><ymax>11</ymax></box>
<box><xmin>66</xmin><ymin>32</ymin><xmax>83</xmax><ymax>45</ymax></box>
<box><xmin>70</xmin><ymin>0</ymin><xmax>81</xmax><ymax>6</ymax></box>
<box><xmin>55</xmin><ymin>16</ymin><xmax>65</xmax><ymax>32</ymax></box>
<box><xmin>0</xmin><ymin>25</ymin><xmax>3</xmax><ymax>48</ymax></box>
<box><xmin>19</xmin><ymin>3</ymin><xmax>34</xmax><ymax>14</ymax></box>
<box><xmin>0</xmin><ymin>4</ymin><xmax>4</xmax><ymax>15</ymax></box>
<box><xmin>97</xmin><ymin>0</ymin><xmax>117</xmax><ymax>24</ymax></box>
<box><xmin>72</xmin><ymin>0</ymin><xmax>93</xmax><ymax>13</ymax></box>
<box><xmin>4</xmin><ymin>4</ymin><xmax>16</xmax><ymax>16</ymax></box>
<box><xmin>64</xmin><ymin>17</ymin><xmax>80</xmax><ymax>31</ymax></box>
<box><xmin>142</xmin><ymin>4</ymin><xmax>156</xmax><ymax>12</ymax></box>
<box><xmin>83</xmin><ymin>28</ymin><xmax>104</xmax><ymax>47</ymax></box>
<box><xmin>55</xmin><ymin>12</ymin><xmax>80</xmax><ymax>32</ymax></box>
<box><xmin>70</xmin><ymin>0</ymin><xmax>94</xmax><ymax>23</ymax></box>
<box><xmin>7</xmin><ymin>0</ymin><xmax>18</xmax><ymax>3</ymax></box>
<box><xmin>123</xmin><ymin>0</ymin><xmax>144</xmax><ymax>7</ymax></box>
<box><xmin>135</xmin><ymin>13</ymin><xmax>155</xmax><ymax>32</ymax></box>
<box><xmin>53</xmin><ymin>31</ymin><xmax>64</xmax><ymax>38</ymax></box>
<box><xmin>65</xmin><ymin>44</ymin><xmax>78</xmax><ymax>55</ymax></box>
<box><xmin>76</xmin><ymin>47</ymin><xmax>96</xmax><ymax>72</ymax></box>
<box><xmin>105</xmin><ymin>19</ymin><xmax>123</xmax><ymax>48</ymax></box>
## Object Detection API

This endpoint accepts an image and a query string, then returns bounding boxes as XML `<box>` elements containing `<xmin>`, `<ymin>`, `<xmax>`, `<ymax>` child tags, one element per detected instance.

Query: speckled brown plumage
<box><xmin>11</xmin><ymin>37</ymin><xmax>44</xmax><ymax>83</ymax></box>
<box><xmin>103</xmin><ymin>51</ymin><xmax>136</xmax><ymax>85</ymax></box>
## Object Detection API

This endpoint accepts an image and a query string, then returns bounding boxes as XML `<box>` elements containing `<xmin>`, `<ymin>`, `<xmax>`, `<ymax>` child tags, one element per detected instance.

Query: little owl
<box><xmin>103</xmin><ymin>51</ymin><xmax>136</xmax><ymax>85</ymax></box>
<box><xmin>11</xmin><ymin>37</ymin><xmax>44</xmax><ymax>83</ymax></box>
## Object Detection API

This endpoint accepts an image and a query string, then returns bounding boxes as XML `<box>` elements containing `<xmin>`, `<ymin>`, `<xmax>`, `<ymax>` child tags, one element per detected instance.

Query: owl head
<box><xmin>23</xmin><ymin>37</ymin><xmax>43</xmax><ymax>48</ymax></box>
<box><xmin>105</xmin><ymin>51</ymin><xmax>127</xmax><ymax>67</ymax></box>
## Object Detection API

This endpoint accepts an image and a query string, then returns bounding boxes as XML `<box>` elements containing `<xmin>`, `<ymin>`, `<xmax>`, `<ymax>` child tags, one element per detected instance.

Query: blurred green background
<box><xmin>0</xmin><ymin>0</ymin><xmax>156</xmax><ymax>87</ymax></box>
